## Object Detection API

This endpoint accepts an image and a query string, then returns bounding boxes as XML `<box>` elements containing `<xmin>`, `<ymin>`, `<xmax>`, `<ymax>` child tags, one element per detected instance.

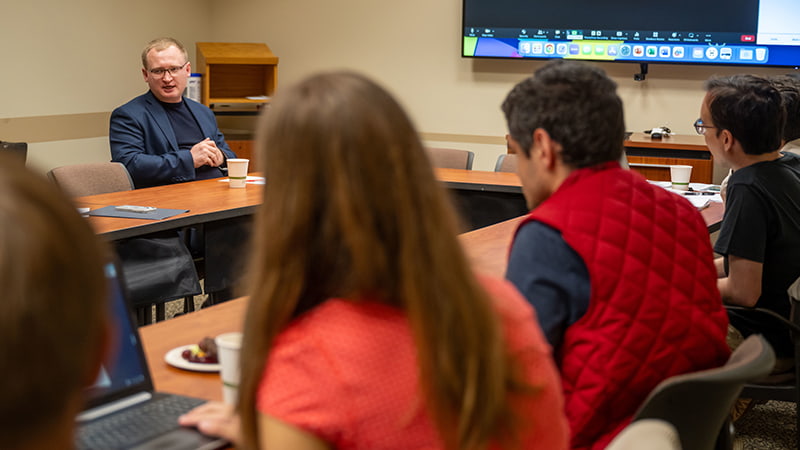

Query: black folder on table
<box><xmin>87</xmin><ymin>206</ymin><xmax>188</xmax><ymax>221</ymax></box>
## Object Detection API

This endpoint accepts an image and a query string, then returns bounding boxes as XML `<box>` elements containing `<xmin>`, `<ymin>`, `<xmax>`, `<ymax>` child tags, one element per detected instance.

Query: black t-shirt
<box><xmin>159</xmin><ymin>99</ymin><xmax>224</xmax><ymax>180</ymax></box>
<box><xmin>715</xmin><ymin>152</ymin><xmax>800</xmax><ymax>356</ymax></box>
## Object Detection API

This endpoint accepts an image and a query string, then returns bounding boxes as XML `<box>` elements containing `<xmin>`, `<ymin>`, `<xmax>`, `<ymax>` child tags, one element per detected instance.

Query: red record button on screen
<box><xmin>741</xmin><ymin>35</ymin><xmax>755</xmax><ymax>42</ymax></box>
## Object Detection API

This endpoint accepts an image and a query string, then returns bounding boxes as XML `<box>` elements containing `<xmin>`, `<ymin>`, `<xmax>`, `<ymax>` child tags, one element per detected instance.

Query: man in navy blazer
<box><xmin>109</xmin><ymin>38</ymin><xmax>244</xmax><ymax>305</ymax></box>
<box><xmin>110</xmin><ymin>37</ymin><xmax>236</xmax><ymax>188</ymax></box>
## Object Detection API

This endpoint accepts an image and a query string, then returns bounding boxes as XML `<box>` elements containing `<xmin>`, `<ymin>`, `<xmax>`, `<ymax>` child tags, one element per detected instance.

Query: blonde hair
<box><xmin>141</xmin><ymin>37</ymin><xmax>187</xmax><ymax>69</ymax></box>
<box><xmin>237</xmin><ymin>71</ymin><xmax>527</xmax><ymax>449</ymax></box>
<box><xmin>0</xmin><ymin>162</ymin><xmax>108</xmax><ymax>446</ymax></box>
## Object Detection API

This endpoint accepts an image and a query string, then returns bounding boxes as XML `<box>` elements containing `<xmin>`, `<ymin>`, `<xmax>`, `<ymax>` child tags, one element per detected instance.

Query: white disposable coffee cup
<box><xmin>227</xmin><ymin>159</ymin><xmax>249</xmax><ymax>188</ymax></box>
<box><xmin>670</xmin><ymin>165</ymin><xmax>692</xmax><ymax>191</ymax></box>
<box><xmin>215</xmin><ymin>332</ymin><xmax>243</xmax><ymax>404</ymax></box>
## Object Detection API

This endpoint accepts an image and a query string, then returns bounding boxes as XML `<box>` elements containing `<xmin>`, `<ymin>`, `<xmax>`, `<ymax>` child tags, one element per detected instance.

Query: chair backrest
<box><xmin>632</xmin><ymin>334</ymin><xmax>775</xmax><ymax>450</ymax></box>
<box><xmin>47</xmin><ymin>162</ymin><xmax>134</xmax><ymax>197</ymax></box>
<box><xmin>606</xmin><ymin>419</ymin><xmax>681</xmax><ymax>450</ymax></box>
<box><xmin>1</xmin><ymin>141</ymin><xmax>27</xmax><ymax>164</ymax></box>
<box><xmin>493</xmin><ymin>151</ymin><xmax>625</xmax><ymax>172</ymax></box>
<box><xmin>426</xmin><ymin>147</ymin><xmax>475</xmax><ymax>170</ymax></box>
<box><xmin>494</xmin><ymin>153</ymin><xmax>518</xmax><ymax>172</ymax></box>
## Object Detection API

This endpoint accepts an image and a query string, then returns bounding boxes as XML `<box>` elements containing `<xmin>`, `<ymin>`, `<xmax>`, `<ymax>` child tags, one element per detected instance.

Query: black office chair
<box><xmin>1</xmin><ymin>141</ymin><xmax>27</xmax><ymax>164</ymax></box>
<box><xmin>725</xmin><ymin>276</ymin><xmax>800</xmax><ymax>450</ymax></box>
<box><xmin>632</xmin><ymin>334</ymin><xmax>775</xmax><ymax>450</ymax></box>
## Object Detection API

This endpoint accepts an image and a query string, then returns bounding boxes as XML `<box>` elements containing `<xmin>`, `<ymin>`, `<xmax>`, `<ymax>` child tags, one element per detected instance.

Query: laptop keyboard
<box><xmin>76</xmin><ymin>395</ymin><xmax>205</xmax><ymax>450</ymax></box>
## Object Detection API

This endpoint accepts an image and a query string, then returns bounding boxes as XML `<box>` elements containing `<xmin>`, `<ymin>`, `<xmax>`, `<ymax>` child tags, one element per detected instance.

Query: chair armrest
<box><xmin>725</xmin><ymin>305</ymin><xmax>800</xmax><ymax>336</ymax></box>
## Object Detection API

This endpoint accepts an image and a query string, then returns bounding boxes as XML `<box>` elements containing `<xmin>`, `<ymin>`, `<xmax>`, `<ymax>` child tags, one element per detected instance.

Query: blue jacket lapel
<box><xmin>143</xmin><ymin>91</ymin><xmax>179</xmax><ymax>152</ymax></box>
<box><xmin>185</xmin><ymin>99</ymin><xmax>214</xmax><ymax>138</ymax></box>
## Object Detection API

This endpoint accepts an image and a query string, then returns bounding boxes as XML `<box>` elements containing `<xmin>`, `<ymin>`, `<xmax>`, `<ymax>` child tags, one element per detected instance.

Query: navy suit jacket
<box><xmin>110</xmin><ymin>91</ymin><xmax>236</xmax><ymax>188</ymax></box>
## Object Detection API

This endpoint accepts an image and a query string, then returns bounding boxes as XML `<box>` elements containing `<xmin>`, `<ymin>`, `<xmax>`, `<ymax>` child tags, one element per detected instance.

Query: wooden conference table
<box><xmin>77</xmin><ymin>178</ymin><xmax>264</xmax><ymax>241</ymax></box>
<box><xmin>78</xmin><ymin>169</ymin><xmax>522</xmax><ymax>239</ymax></box>
<box><xmin>138</xmin><ymin>217</ymin><xmax>530</xmax><ymax>402</ymax></box>
<box><xmin>84</xmin><ymin>169</ymin><xmax>721</xmax><ymax>400</ymax></box>
<box><xmin>140</xmin><ymin>201</ymin><xmax>724</xmax><ymax>402</ymax></box>
<box><xmin>78</xmin><ymin>168</ymin><xmax>720</xmax><ymax>239</ymax></box>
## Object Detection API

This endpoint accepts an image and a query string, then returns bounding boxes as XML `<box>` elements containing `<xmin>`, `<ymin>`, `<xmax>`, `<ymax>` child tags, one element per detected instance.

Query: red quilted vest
<box><xmin>516</xmin><ymin>162</ymin><xmax>730</xmax><ymax>449</ymax></box>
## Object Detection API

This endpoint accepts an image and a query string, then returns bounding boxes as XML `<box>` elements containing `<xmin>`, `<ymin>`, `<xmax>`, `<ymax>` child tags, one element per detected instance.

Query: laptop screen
<box><xmin>82</xmin><ymin>262</ymin><xmax>154</xmax><ymax>411</ymax></box>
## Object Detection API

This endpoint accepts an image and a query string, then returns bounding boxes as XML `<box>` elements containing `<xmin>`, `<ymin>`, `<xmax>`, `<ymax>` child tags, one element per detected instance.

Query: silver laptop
<box><xmin>75</xmin><ymin>262</ymin><xmax>227</xmax><ymax>450</ymax></box>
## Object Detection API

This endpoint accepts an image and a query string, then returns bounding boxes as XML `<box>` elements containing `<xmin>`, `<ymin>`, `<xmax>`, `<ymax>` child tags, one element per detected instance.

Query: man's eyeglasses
<box><xmin>693</xmin><ymin>118</ymin><xmax>717</xmax><ymax>135</ymax></box>
<box><xmin>148</xmin><ymin>62</ymin><xmax>188</xmax><ymax>78</ymax></box>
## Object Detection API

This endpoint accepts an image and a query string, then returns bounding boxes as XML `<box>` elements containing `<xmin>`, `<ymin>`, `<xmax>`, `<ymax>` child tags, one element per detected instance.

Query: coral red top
<box><xmin>257</xmin><ymin>277</ymin><xmax>569</xmax><ymax>449</ymax></box>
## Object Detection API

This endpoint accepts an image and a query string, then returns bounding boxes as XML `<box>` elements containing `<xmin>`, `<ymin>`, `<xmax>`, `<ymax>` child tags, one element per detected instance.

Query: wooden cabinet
<box><xmin>195</xmin><ymin>42</ymin><xmax>278</xmax><ymax>109</ymax></box>
<box><xmin>624</xmin><ymin>133</ymin><xmax>713</xmax><ymax>183</ymax></box>
<box><xmin>227</xmin><ymin>139</ymin><xmax>256</xmax><ymax>169</ymax></box>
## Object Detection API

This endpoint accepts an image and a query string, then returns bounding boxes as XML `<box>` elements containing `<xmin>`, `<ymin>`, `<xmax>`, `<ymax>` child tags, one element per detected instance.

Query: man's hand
<box><xmin>190</xmin><ymin>138</ymin><xmax>224</xmax><ymax>168</ymax></box>
<box><xmin>178</xmin><ymin>401</ymin><xmax>241</xmax><ymax>445</ymax></box>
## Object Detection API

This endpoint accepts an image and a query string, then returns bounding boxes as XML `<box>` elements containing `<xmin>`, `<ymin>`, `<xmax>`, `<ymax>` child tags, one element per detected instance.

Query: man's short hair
<box><xmin>705</xmin><ymin>74</ymin><xmax>785</xmax><ymax>155</ymax></box>
<box><xmin>141</xmin><ymin>37</ymin><xmax>188</xmax><ymax>69</ymax></box>
<box><xmin>770</xmin><ymin>75</ymin><xmax>800</xmax><ymax>143</ymax></box>
<box><xmin>501</xmin><ymin>60</ymin><xmax>625</xmax><ymax>167</ymax></box>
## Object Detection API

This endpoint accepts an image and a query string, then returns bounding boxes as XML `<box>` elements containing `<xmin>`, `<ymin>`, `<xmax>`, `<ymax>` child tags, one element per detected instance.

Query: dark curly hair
<box><xmin>705</xmin><ymin>74</ymin><xmax>785</xmax><ymax>155</ymax></box>
<box><xmin>770</xmin><ymin>75</ymin><xmax>800</xmax><ymax>143</ymax></box>
<box><xmin>501</xmin><ymin>60</ymin><xmax>625</xmax><ymax>168</ymax></box>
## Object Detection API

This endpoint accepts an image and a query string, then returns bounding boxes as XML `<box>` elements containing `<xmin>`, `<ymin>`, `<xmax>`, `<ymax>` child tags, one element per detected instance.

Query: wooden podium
<box><xmin>195</xmin><ymin>42</ymin><xmax>278</xmax><ymax>109</ymax></box>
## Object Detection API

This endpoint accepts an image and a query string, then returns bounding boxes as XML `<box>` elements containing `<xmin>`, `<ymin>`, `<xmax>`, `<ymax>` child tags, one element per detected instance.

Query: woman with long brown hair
<box><xmin>0</xmin><ymin>162</ymin><xmax>110</xmax><ymax>450</ymax></box>
<box><xmin>181</xmin><ymin>71</ymin><xmax>568</xmax><ymax>449</ymax></box>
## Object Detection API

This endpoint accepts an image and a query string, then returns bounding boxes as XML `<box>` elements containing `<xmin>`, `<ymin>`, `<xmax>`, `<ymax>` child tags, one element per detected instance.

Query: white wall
<box><xmin>3</xmin><ymin>0</ymin><xmax>795</xmax><ymax>174</ymax></box>
<box><xmin>1</xmin><ymin>0</ymin><xmax>212</xmax><ymax>173</ymax></box>
<box><xmin>208</xmin><ymin>0</ymin><xmax>793</xmax><ymax>171</ymax></box>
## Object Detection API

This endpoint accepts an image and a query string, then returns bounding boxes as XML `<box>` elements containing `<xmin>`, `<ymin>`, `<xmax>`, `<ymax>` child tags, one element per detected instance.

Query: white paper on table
<box><xmin>648</xmin><ymin>181</ymin><xmax>723</xmax><ymax>209</ymax></box>
<box><xmin>218</xmin><ymin>176</ymin><xmax>265</xmax><ymax>185</ymax></box>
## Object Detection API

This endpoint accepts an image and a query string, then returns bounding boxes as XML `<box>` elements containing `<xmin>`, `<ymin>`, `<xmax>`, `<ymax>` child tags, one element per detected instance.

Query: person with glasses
<box><xmin>109</xmin><ymin>37</ymin><xmax>242</xmax><ymax>305</ymax></box>
<box><xmin>716</xmin><ymin>75</ymin><xmax>800</xmax><ymax>203</ymax></box>
<box><xmin>110</xmin><ymin>37</ymin><xmax>236</xmax><ymax>188</ymax></box>
<box><xmin>701</xmin><ymin>74</ymin><xmax>800</xmax><ymax>369</ymax></box>
<box><xmin>502</xmin><ymin>60</ymin><xmax>729</xmax><ymax>449</ymax></box>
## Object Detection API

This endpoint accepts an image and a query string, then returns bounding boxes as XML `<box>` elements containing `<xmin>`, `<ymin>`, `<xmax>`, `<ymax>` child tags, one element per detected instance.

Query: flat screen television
<box><xmin>462</xmin><ymin>0</ymin><xmax>800</xmax><ymax>69</ymax></box>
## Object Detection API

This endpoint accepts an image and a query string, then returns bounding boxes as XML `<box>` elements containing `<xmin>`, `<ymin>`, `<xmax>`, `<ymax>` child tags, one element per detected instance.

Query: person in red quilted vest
<box><xmin>501</xmin><ymin>60</ymin><xmax>730</xmax><ymax>449</ymax></box>
<box><xmin>702</xmin><ymin>75</ymin><xmax>800</xmax><ymax>363</ymax></box>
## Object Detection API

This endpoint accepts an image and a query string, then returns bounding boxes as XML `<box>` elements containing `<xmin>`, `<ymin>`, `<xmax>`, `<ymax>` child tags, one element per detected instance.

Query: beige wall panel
<box><xmin>26</xmin><ymin>137</ymin><xmax>112</xmax><ymax>175</ymax></box>
<box><xmin>2</xmin><ymin>0</ymin><xmax>213</xmax><ymax>169</ymax></box>
<box><xmin>1</xmin><ymin>0</ymin><xmax>212</xmax><ymax>117</ymax></box>
<box><xmin>2</xmin><ymin>0</ymin><xmax>213</xmax><ymax>118</ymax></box>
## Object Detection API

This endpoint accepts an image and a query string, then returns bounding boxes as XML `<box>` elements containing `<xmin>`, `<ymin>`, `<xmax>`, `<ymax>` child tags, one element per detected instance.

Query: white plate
<box><xmin>164</xmin><ymin>344</ymin><xmax>221</xmax><ymax>373</ymax></box>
